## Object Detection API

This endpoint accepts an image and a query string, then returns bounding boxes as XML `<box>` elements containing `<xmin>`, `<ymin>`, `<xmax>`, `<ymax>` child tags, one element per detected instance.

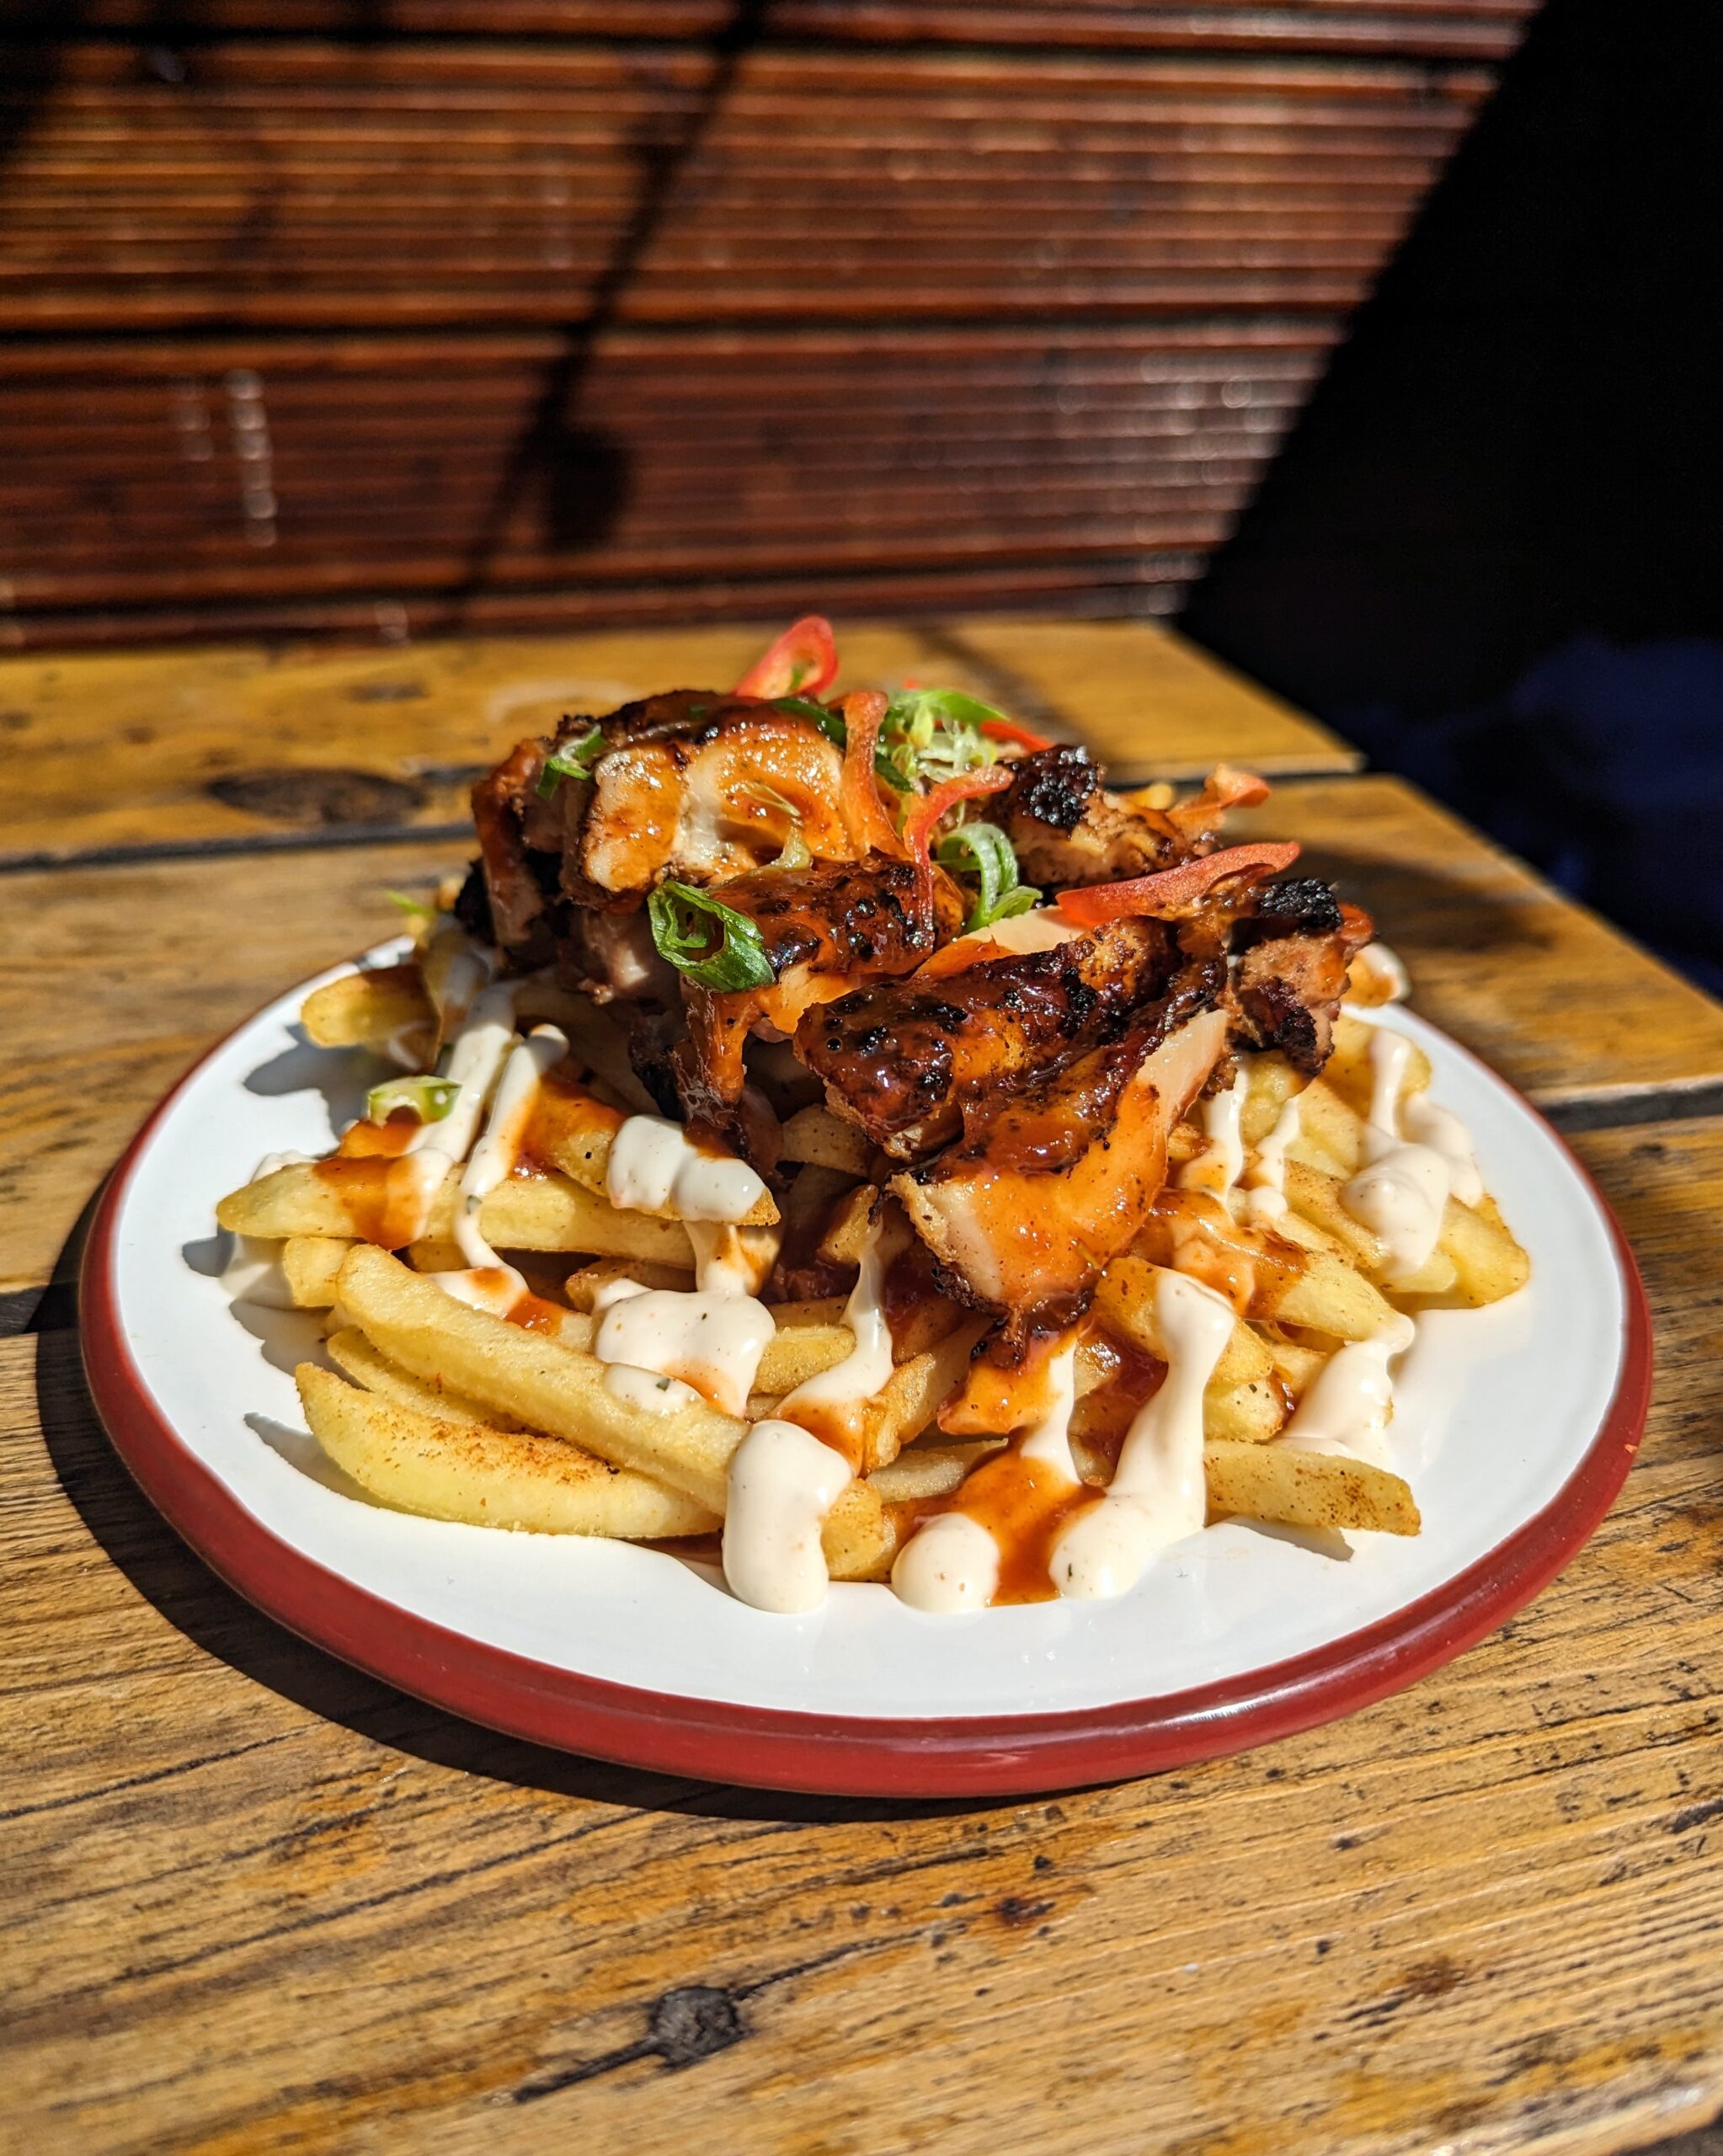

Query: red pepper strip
<box><xmin>1054</xmin><ymin>841</ymin><xmax>1300</xmax><ymax>926</ymax></box>
<box><xmin>979</xmin><ymin>716</ymin><xmax>1054</xmax><ymax>754</ymax></box>
<box><xmin>904</xmin><ymin>766</ymin><xmax>1015</xmax><ymax>932</ymax></box>
<box><xmin>836</xmin><ymin>690</ymin><xmax>905</xmax><ymax>858</ymax></box>
<box><xmin>733</xmin><ymin>615</ymin><xmax>839</xmax><ymax>700</ymax></box>
<box><xmin>1163</xmin><ymin>763</ymin><xmax>1272</xmax><ymax>836</ymax></box>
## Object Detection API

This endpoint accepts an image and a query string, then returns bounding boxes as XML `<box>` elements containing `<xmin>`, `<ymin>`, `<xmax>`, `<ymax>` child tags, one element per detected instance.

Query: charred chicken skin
<box><xmin>458</xmin><ymin>627</ymin><xmax>1377</xmax><ymax>1345</ymax></box>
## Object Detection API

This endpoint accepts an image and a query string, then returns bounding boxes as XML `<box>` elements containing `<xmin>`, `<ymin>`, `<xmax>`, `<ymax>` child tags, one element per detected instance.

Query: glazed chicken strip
<box><xmin>893</xmin><ymin>965</ymin><xmax>1228</xmax><ymax>1330</ymax></box>
<box><xmin>798</xmin><ymin>915</ymin><xmax>1176</xmax><ymax>1161</ymax></box>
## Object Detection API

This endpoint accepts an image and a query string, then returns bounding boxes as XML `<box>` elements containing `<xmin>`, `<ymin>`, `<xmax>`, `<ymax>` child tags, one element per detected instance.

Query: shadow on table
<box><xmin>38</xmin><ymin>1216</ymin><xmax>1000</xmax><ymax>1828</ymax></box>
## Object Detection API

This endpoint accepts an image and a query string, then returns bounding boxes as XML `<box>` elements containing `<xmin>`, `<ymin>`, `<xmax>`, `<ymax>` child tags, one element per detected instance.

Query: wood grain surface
<box><xmin>0</xmin><ymin>616</ymin><xmax>1352</xmax><ymax>869</ymax></box>
<box><xmin>3</xmin><ymin>1108</ymin><xmax>1718</xmax><ymax>2156</ymax></box>
<box><xmin>8</xmin><ymin>766</ymin><xmax>1722</xmax><ymax>1313</ymax></box>
<box><xmin>0</xmin><ymin>8</ymin><xmax>1530</xmax><ymax>644</ymax></box>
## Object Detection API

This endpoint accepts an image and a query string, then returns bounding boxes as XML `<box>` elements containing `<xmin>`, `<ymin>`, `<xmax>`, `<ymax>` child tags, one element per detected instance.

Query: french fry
<box><xmin>1203</xmin><ymin>1376</ymin><xmax>1288</xmax><ymax>1444</ymax></box>
<box><xmin>219</xmin><ymin>1158</ymin><xmax>696</xmax><ymax>1266</ymax></box>
<box><xmin>1438</xmin><ymin>1193</ymin><xmax>1531</xmax><ymax>1307</ymax></box>
<box><xmin>280</xmin><ymin>1235</ymin><xmax>353</xmax><ymax>1310</ymax></box>
<box><xmin>781</xmin><ymin>1104</ymin><xmax>873</xmax><ymax>1177</ymax></box>
<box><xmin>856</xmin><ymin>1320</ymin><xmax>991</xmax><ymax>1472</ymax></box>
<box><xmin>1134</xmin><ymin>1201</ymin><xmax>1404</xmax><ymax>1338</ymax></box>
<box><xmin>867</xmin><ymin>1440</ymin><xmax>1005</xmax><ymax>1502</ymax></box>
<box><xmin>301</xmin><ymin>964</ymin><xmax>434</xmax><ymax>1054</ymax></box>
<box><xmin>1280</xmin><ymin>1161</ymin><xmax>1458</xmax><ymax>1296</ymax></box>
<box><xmin>525</xmin><ymin>1102</ymin><xmax>780</xmax><ymax>1228</ymax></box>
<box><xmin>564</xmin><ymin>1257</ymin><xmax>694</xmax><ymax>1309</ymax></box>
<box><xmin>326</xmin><ymin>1325</ymin><xmax>523</xmax><ymax>1429</ymax></box>
<box><xmin>1323</xmin><ymin>1014</ymin><xmax>1432</xmax><ymax>1118</ymax></box>
<box><xmin>1259</xmin><ymin>1246</ymin><xmax>1399</xmax><ymax>1342</ymax></box>
<box><xmin>1238</xmin><ymin>1052</ymin><xmax>1307</xmax><ymax>1150</ymax></box>
<box><xmin>1284</xmin><ymin>1077</ymin><xmax>1371</xmax><ymax>1178</ymax></box>
<box><xmin>1251</xmin><ymin>1324</ymin><xmax>1329</xmax><ymax>1401</ymax></box>
<box><xmin>297</xmin><ymin>1364</ymin><xmax>718</xmax><ymax>1539</ymax></box>
<box><xmin>758</xmin><ymin>1313</ymin><xmax>855</xmax><ymax>1395</ymax></box>
<box><xmin>1092</xmin><ymin>1256</ymin><xmax>1272</xmax><ymax>1384</ymax></box>
<box><xmin>509</xmin><ymin>982</ymin><xmax>659</xmax><ymax>1113</ymax></box>
<box><xmin>816</xmin><ymin>1182</ymin><xmax>879</xmax><ymax>1269</ymax></box>
<box><xmin>333</xmin><ymin>1246</ymin><xmax>879</xmax><ymax>1562</ymax></box>
<box><xmin>1203</xmin><ymin>1437</ymin><xmax>1420</xmax><ymax>1535</ymax></box>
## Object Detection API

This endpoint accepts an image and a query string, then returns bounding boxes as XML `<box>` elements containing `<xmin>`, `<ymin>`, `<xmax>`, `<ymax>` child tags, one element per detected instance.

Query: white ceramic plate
<box><xmin>82</xmin><ymin>947</ymin><xmax>1650</xmax><ymax>1796</ymax></box>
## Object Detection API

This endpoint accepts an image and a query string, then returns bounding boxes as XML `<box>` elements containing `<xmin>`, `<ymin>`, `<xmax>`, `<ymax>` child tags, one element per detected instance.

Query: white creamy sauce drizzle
<box><xmin>776</xmin><ymin>1214</ymin><xmax>894</xmax><ymax>1431</ymax></box>
<box><xmin>891</xmin><ymin>1340</ymin><xmax>1080</xmax><ymax>1614</ymax></box>
<box><xmin>1348</xmin><ymin>940</ymin><xmax>1410</xmax><ymax>1006</ymax></box>
<box><xmin>723</xmin><ymin>1419</ymin><xmax>854</xmax><ymax>1614</ymax></box>
<box><xmin>1177</xmin><ymin>1067</ymin><xmax>1248</xmax><ymax>1197</ymax></box>
<box><xmin>221</xmin><ymin>1150</ymin><xmax>315</xmax><ymax>1306</ymax></box>
<box><xmin>603</xmin><ymin>1363</ymin><xmax>701</xmax><ymax>1417</ymax></box>
<box><xmin>1402</xmin><ymin>1093</ymin><xmax>1485</xmax><ymax>1208</ymax></box>
<box><xmin>1051</xmin><ymin>1272</ymin><xmax>1235</xmax><ymax>1600</ymax></box>
<box><xmin>1279</xmin><ymin>1311</ymin><xmax>1416</xmax><ymax>1470</ymax></box>
<box><xmin>1340</xmin><ymin>1028</ymin><xmax>1479</xmax><ymax>1284</ymax></box>
<box><xmin>605</xmin><ymin>1114</ymin><xmax>769</xmax><ymax>1224</ymax></box>
<box><xmin>890</xmin><ymin>1513</ymin><xmax>1000</xmax><ymax>1614</ymax></box>
<box><xmin>685</xmin><ymin>1219</ymin><xmax>778</xmax><ymax>1298</ymax></box>
<box><xmin>595</xmin><ymin>1288</ymin><xmax>775</xmax><ymax>1420</ymax></box>
<box><xmin>450</xmin><ymin>1024</ymin><xmax>568</xmax><ymax>1276</ymax></box>
<box><xmin>1242</xmin><ymin>1090</ymin><xmax>1303</xmax><ymax>1225</ymax></box>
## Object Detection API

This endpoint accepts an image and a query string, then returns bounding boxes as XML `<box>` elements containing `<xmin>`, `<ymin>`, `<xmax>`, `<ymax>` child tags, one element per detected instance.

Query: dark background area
<box><xmin>1184</xmin><ymin>0</ymin><xmax>1723</xmax><ymax>988</ymax></box>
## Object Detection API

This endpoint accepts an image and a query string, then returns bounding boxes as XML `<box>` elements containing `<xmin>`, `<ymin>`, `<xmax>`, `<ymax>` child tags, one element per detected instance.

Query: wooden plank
<box><xmin>1240</xmin><ymin>776</ymin><xmax>1723</xmax><ymax>1124</ymax></box>
<box><xmin>2</xmin><ymin>1106</ymin><xmax>1719</xmax><ymax>2153</ymax></box>
<box><xmin>0</xmin><ymin>617</ymin><xmax>1354</xmax><ymax>870</ymax></box>
<box><xmin>8</xmin><ymin>771</ymin><xmax>1723</xmax><ymax>1305</ymax></box>
<box><xmin>947</xmin><ymin>613</ymin><xmax>1358</xmax><ymax>778</ymax></box>
<box><xmin>55</xmin><ymin>3</ymin><xmax>1541</xmax><ymax>63</ymax></box>
<box><xmin>0</xmin><ymin>39</ymin><xmax>1491</xmax><ymax>336</ymax></box>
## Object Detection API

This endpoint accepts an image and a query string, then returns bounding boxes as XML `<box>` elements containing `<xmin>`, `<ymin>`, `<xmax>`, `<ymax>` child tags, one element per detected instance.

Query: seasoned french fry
<box><xmin>1238</xmin><ymin>1052</ymin><xmax>1307</xmax><ymax>1150</ymax></box>
<box><xmin>1324</xmin><ymin>1013</ymin><xmax>1432</xmax><ymax>1118</ymax></box>
<box><xmin>781</xmin><ymin>1104</ymin><xmax>872</xmax><ymax>1177</ymax></box>
<box><xmin>1251</xmin><ymin>1324</ymin><xmax>1329</xmax><ymax>1401</ymax></box>
<box><xmin>1203</xmin><ymin>1376</ymin><xmax>1288</xmax><ymax>1444</ymax></box>
<box><xmin>219</xmin><ymin>1158</ymin><xmax>695</xmax><ymax>1266</ymax></box>
<box><xmin>822</xmin><ymin>1478</ymin><xmax>894</xmax><ymax>1582</ymax></box>
<box><xmin>301</xmin><ymin>964</ymin><xmax>433</xmax><ymax>1054</ymax></box>
<box><xmin>525</xmin><ymin>1100</ymin><xmax>780</xmax><ymax>1228</ymax></box>
<box><xmin>564</xmin><ymin>1257</ymin><xmax>695</xmax><ymax>1309</ymax></box>
<box><xmin>333</xmin><ymin>1246</ymin><xmax>879</xmax><ymax>1561</ymax></box>
<box><xmin>1284</xmin><ymin>1077</ymin><xmax>1370</xmax><ymax>1178</ymax></box>
<box><xmin>860</xmin><ymin>1320</ymin><xmax>991</xmax><ymax>1471</ymax></box>
<box><xmin>1092</xmin><ymin>1255</ymin><xmax>1271</xmax><ymax>1384</ymax></box>
<box><xmin>1280</xmin><ymin>1161</ymin><xmax>1458</xmax><ymax>1295</ymax></box>
<box><xmin>297</xmin><ymin>1364</ymin><xmax>718</xmax><ymax>1539</ymax></box>
<box><xmin>280</xmin><ymin>1235</ymin><xmax>352</xmax><ymax>1310</ymax></box>
<box><xmin>1258</xmin><ymin>1246</ymin><xmax>1399</xmax><ymax>1342</ymax></box>
<box><xmin>326</xmin><ymin>1326</ymin><xmax>523</xmax><ymax>1429</ymax></box>
<box><xmin>1437</xmin><ymin>1192</ymin><xmax>1530</xmax><ymax>1307</ymax></box>
<box><xmin>509</xmin><ymin>982</ymin><xmax>658</xmax><ymax>1113</ymax></box>
<box><xmin>816</xmin><ymin>1182</ymin><xmax>879</xmax><ymax>1269</ymax></box>
<box><xmin>867</xmin><ymin>1441</ymin><xmax>1005</xmax><ymax>1503</ymax></box>
<box><xmin>1203</xmin><ymin>1437</ymin><xmax>1420</xmax><ymax>1535</ymax></box>
<box><xmin>758</xmin><ymin>1315</ymin><xmax>855</xmax><ymax>1395</ymax></box>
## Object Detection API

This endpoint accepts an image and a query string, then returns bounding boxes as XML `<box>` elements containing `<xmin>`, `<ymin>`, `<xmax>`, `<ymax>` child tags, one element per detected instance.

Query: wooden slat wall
<box><xmin>0</xmin><ymin>5</ymin><xmax>1535</xmax><ymax>648</ymax></box>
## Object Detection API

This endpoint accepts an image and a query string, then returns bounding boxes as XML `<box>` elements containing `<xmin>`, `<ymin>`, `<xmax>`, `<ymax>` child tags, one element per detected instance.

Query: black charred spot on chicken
<box><xmin>451</xmin><ymin>858</ymin><xmax>493</xmax><ymax>944</ymax></box>
<box><xmin>1004</xmin><ymin>745</ymin><xmax>1101</xmax><ymax>833</ymax></box>
<box><xmin>1234</xmin><ymin>878</ymin><xmax>1344</xmax><ymax>947</ymax></box>
<box><xmin>1237</xmin><ymin>975</ymin><xmax>1325</xmax><ymax>1073</ymax></box>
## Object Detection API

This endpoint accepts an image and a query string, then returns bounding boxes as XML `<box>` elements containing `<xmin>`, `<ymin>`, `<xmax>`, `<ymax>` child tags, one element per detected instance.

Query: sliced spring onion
<box><xmin>744</xmin><ymin>782</ymin><xmax>813</xmax><ymax>872</ymax></box>
<box><xmin>648</xmin><ymin>880</ymin><xmax>777</xmax><ymax>992</ymax></box>
<box><xmin>385</xmin><ymin>889</ymin><xmax>439</xmax><ymax>933</ymax></box>
<box><xmin>934</xmin><ymin>820</ymin><xmax>1043</xmax><ymax>931</ymax></box>
<box><xmin>534</xmin><ymin>724</ymin><xmax>607</xmax><ymax>801</ymax></box>
<box><xmin>365</xmin><ymin>1075</ymin><xmax>460</xmax><ymax>1124</ymax></box>
<box><xmin>773</xmin><ymin>695</ymin><xmax>835</xmax><ymax>728</ymax></box>
<box><xmin>878</xmin><ymin>688</ymin><xmax>1009</xmax><ymax>792</ymax></box>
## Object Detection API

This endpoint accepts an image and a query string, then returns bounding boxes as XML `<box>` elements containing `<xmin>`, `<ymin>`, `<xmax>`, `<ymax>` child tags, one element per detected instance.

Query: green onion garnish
<box><xmin>877</xmin><ymin>687</ymin><xmax>1007</xmax><ymax>792</ymax></box>
<box><xmin>934</xmin><ymin>820</ymin><xmax>1043</xmax><ymax>931</ymax></box>
<box><xmin>365</xmin><ymin>1075</ymin><xmax>459</xmax><ymax>1124</ymax></box>
<box><xmin>535</xmin><ymin>724</ymin><xmax>607</xmax><ymax>801</ymax></box>
<box><xmin>648</xmin><ymin>880</ymin><xmax>777</xmax><ymax>992</ymax></box>
<box><xmin>773</xmin><ymin>696</ymin><xmax>834</xmax><ymax>728</ymax></box>
<box><xmin>385</xmin><ymin>889</ymin><xmax>438</xmax><ymax>933</ymax></box>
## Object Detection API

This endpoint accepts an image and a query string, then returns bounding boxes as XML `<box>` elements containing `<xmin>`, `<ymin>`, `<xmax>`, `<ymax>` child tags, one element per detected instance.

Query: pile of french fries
<box><xmin>217</xmin><ymin>948</ymin><xmax>1530</xmax><ymax>1590</ymax></box>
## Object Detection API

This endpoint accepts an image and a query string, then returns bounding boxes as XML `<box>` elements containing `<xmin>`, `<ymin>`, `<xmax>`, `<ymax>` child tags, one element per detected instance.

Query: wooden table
<box><xmin>5</xmin><ymin>620</ymin><xmax>1722</xmax><ymax>2156</ymax></box>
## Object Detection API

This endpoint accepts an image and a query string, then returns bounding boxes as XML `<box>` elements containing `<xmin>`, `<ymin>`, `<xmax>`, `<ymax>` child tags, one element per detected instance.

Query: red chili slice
<box><xmin>733</xmin><ymin>615</ymin><xmax>840</xmax><ymax>699</ymax></box>
<box><xmin>979</xmin><ymin>717</ymin><xmax>1054</xmax><ymax>754</ymax></box>
<box><xmin>904</xmin><ymin>766</ymin><xmax>1014</xmax><ymax>931</ymax></box>
<box><xmin>1054</xmin><ymin>841</ymin><xmax>1300</xmax><ymax>926</ymax></box>
<box><xmin>836</xmin><ymin>690</ymin><xmax>905</xmax><ymax>859</ymax></box>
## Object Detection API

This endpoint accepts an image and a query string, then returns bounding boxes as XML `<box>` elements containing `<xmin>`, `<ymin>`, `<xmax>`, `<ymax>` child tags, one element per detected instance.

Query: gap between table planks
<box><xmin>0</xmin><ymin>616</ymin><xmax>1355</xmax><ymax>871</ymax></box>
<box><xmin>7</xmin><ymin>771</ymin><xmax>1723</xmax><ymax>1318</ymax></box>
<box><xmin>3</xmin><ymin>1112</ymin><xmax>1720</xmax><ymax>2156</ymax></box>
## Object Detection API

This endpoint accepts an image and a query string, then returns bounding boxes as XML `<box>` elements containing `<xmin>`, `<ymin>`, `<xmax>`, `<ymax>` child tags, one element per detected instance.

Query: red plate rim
<box><xmin>78</xmin><ymin>974</ymin><xmax>1653</xmax><ymax>1798</ymax></box>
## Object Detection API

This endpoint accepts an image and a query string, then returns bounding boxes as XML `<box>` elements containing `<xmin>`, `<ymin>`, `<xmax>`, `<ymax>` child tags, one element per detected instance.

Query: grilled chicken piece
<box><xmin>994</xmin><ymin>745</ymin><xmax>1188</xmax><ymax>889</ymax></box>
<box><xmin>470</xmin><ymin>739</ymin><xmax>557</xmax><ymax>963</ymax></box>
<box><xmin>798</xmin><ymin>915</ymin><xmax>1176</xmax><ymax>1161</ymax></box>
<box><xmin>673</xmin><ymin>854</ymin><xmax>965</xmax><ymax>1138</ymax></box>
<box><xmin>893</xmin><ymin>966</ymin><xmax>1227</xmax><ymax>1331</ymax></box>
<box><xmin>1223</xmin><ymin>878</ymin><xmax>1374</xmax><ymax>1074</ymax></box>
